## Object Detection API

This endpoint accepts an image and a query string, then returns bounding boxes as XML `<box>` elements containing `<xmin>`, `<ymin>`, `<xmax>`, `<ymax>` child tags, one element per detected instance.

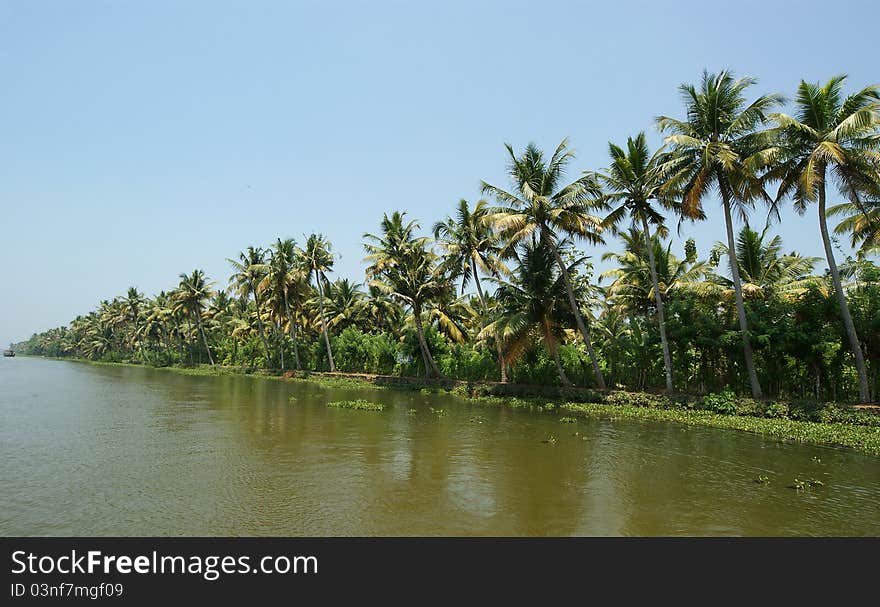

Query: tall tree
<box><xmin>767</xmin><ymin>75</ymin><xmax>880</xmax><ymax>403</ymax></box>
<box><xmin>122</xmin><ymin>287</ymin><xmax>148</xmax><ymax>363</ymax></box>
<box><xmin>657</xmin><ymin>70</ymin><xmax>782</xmax><ymax>398</ymax></box>
<box><xmin>482</xmin><ymin>139</ymin><xmax>608</xmax><ymax>388</ymax></box>
<box><xmin>483</xmin><ymin>240</ymin><xmax>585</xmax><ymax>387</ymax></box>
<box><xmin>598</xmin><ymin>132</ymin><xmax>678</xmax><ymax>391</ymax></box>
<box><xmin>365</xmin><ymin>212</ymin><xmax>449</xmax><ymax>379</ymax></box>
<box><xmin>262</xmin><ymin>238</ymin><xmax>305</xmax><ymax>370</ymax></box>
<box><xmin>228</xmin><ymin>247</ymin><xmax>272</xmax><ymax>366</ymax></box>
<box><xmin>433</xmin><ymin>199</ymin><xmax>509</xmax><ymax>382</ymax></box>
<box><xmin>299</xmin><ymin>234</ymin><xmax>337</xmax><ymax>372</ymax></box>
<box><xmin>177</xmin><ymin>270</ymin><xmax>215</xmax><ymax>366</ymax></box>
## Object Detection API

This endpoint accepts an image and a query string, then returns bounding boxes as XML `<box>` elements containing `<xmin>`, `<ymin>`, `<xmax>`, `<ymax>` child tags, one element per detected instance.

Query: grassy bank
<box><xmin>27</xmin><ymin>356</ymin><xmax>880</xmax><ymax>455</ymax></box>
<box><xmin>283</xmin><ymin>370</ymin><xmax>880</xmax><ymax>456</ymax></box>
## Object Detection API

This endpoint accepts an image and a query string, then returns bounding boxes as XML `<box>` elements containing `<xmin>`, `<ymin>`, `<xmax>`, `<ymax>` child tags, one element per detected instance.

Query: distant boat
<box><xmin>3</xmin><ymin>350</ymin><xmax>15</xmax><ymax>357</ymax></box>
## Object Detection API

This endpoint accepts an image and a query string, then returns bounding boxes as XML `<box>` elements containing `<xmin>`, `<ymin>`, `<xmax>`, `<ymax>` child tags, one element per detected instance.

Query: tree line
<box><xmin>18</xmin><ymin>71</ymin><xmax>880</xmax><ymax>403</ymax></box>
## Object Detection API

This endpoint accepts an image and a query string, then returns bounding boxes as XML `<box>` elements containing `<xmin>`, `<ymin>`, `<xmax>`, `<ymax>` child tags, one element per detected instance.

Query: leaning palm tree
<box><xmin>482</xmin><ymin>240</ymin><xmax>584</xmax><ymax>387</ymax></box>
<box><xmin>365</xmin><ymin>211</ymin><xmax>450</xmax><ymax>379</ymax></box>
<box><xmin>298</xmin><ymin>234</ymin><xmax>337</xmax><ymax>372</ymax></box>
<box><xmin>228</xmin><ymin>247</ymin><xmax>272</xmax><ymax>365</ymax></box>
<box><xmin>177</xmin><ymin>269</ymin><xmax>215</xmax><ymax>366</ymax></box>
<box><xmin>766</xmin><ymin>75</ymin><xmax>880</xmax><ymax>402</ymax></box>
<box><xmin>433</xmin><ymin>198</ymin><xmax>509</xmax><ymax>382</ymax></box>
<box><xmin>482</xmin><ymin>139</ymin><xmax>608</xmax><ymax>388</ymax></box>
<box><xmin>597</xmin><ymin>132</ymin><xmax>679</xmax><ymax>391</ymax></box>
<box><xmin>657</xmin><ymin>70</ymin><xmax>783</xmax><ymax>398</ymax></box>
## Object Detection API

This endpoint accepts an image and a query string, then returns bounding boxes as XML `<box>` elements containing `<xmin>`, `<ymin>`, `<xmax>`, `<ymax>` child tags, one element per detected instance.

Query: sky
<box><xmin>2</xmin><ymin>0</ymin><xmax>878</xmax><ymax>346</ymax></box>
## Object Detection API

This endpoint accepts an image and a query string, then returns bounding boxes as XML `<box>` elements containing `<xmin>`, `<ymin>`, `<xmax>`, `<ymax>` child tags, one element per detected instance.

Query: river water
<box><xmin>1</xmin><ymin>357</ymin><xmax>878</xmax><ymax>536</ymax></box>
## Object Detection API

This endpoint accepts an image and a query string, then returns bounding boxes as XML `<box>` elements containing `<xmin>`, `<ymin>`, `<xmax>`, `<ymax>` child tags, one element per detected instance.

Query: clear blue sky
<box><xmin>2</xmin><ymin>0</ymin><xmax>878</xmax><ymax>345</ymax></box>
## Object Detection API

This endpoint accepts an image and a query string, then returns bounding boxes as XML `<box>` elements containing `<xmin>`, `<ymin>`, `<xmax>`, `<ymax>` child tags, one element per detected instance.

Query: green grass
<box><xmin>325</xmin><ymin>399</ymin><xmax>385</xmax><ymax>411</ymax></box>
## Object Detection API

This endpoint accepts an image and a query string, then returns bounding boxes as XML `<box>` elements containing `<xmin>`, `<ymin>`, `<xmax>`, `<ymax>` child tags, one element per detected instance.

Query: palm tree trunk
<box><xmin>414</xmin><ymin>304</ymin><xmax>443</xmax><ymax>378</ymax></box>
<box><xmin>196</xmin><ymin>312</ymin><xmax>214</xmax><ymax>366</ymax></box>
<box><xmin>641</xmin><ymin>216</ymin><xmax>674</xmax><ymax>392</ymax></box>
<box><xmin>818</xmin><ymin>182</ymin><xmax>871</xmax><ymax>403</ymax></box>
<box><xmin>472</xmin><ymin>266</ymin><xmax>507</xmax><ymax>383</ymax></box>
<box><xmin>284</xmin><ymin>296</ymin><xmax>301</xmax><ymax>370</ymax></box>
<box><xmin>721</xmin><ymin>190</ymin><xmax>762</xmax><ymax>399</ymax></box>
<box><xmin>185</xmin><ymin>319</ymin><xmax>195</xmax><ymax>366</ymax></box>
<box><xmin>548</xmin><ymin>338</ymin><xmax>572</xmax><ymax>387</ymax></box>
<box><xmin>276</xmin><ymin>319</ymin><xmax>285</xmax><ymax>370</ymax></box>
<box><xmin>251</xmin><ymin>286</ymin><xmax>272</xmax><ymax>366</ymax></box>
<box><xmin>172</xmin><ymin>315</ymin><xmax>187</xmax><ymax>364</ymax></box>
<box><xmin>315</xmin><ymin>275</ymin><xmax>336</xmax><ymax>372</ymax></box>
<box><xmin>549</xmin><ymin>245</ymin><xmax>606</xmax><ymax>389</ymax></box>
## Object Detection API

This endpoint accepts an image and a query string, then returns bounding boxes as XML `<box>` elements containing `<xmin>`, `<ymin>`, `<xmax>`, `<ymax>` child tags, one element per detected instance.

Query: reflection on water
<box><xmin>1</xmin><ymin>357</ymin><xmax>878</xmax><ymax>536</ymax></box>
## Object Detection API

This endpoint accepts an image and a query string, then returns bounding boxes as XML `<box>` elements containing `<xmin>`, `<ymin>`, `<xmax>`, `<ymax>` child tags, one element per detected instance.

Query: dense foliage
<box><xmin>16</xmin><ymin>71</ymin><xmax>880</xmax><ymax>404</ymax></box>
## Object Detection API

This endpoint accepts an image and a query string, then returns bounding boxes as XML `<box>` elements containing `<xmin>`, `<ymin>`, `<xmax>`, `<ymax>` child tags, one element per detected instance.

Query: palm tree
<box><xmin>433</xmin><ymin>198</ymin><xmax>509</xmax><ymax>382</ymax></box>
<box><xmin>766</xmin><ymin>75</ymin><xmax>880</xmax><ymax>402</ymax></box>
<box><xmin>598</xmin><ymin>132</ymin><xmax>679</xmax><ymax>391</ymax></box>
<box><xmin>122</xmin><ymin>287</ymin><xmax>148</xmax><ymax>363</ymax></box>
<box><xmin>365</xmin><ymin>211</ymin><xmax>449</xmax><ymax>378</ymax></box>
<box><xmin>321</xmin><ymin>278</ymin><xmax>366</xmax><ymax>331</ymax></box>
<box><xmin>228</xmin><ymin>247</ymin><xmax>272</xmax><ymax>366</ymax></box>
<box><xmin>657</xmin><ymin>70</ymin><xmax>782</xmax><ymax>398</ymax></box>
<box><xmin>363</xmin><ymin>284</ymin><xmax>403</xmax><ymax>334</ymax></box>
<box><xmin>482</xmin><ymin>240</ymin><xmax>584</xmax><ymax>386</ymax></box>
<box><xmin>262</xmin><ymin>238</ymin><xmax>305</xmax><ymax>370</ymax></box>
<box><xmin>482</xmin><ymin>139</ymin><xmax>608</xmax><ymax>388</ymax></box>
<box><xmin>829</xmin><ymin>196</ymin><xmax>880</xmax><ymax>259</ymax></box>
<box><xmin>298</xmin><ymin>234</ymin><xmax>337</xmax><ymax>372</ymax></box>
<box><xmin>601</xmin><ymin>231</ymin><xmax>710</xmax><ymax>311</ymax></box>
<box><xmin>708</xmin><ymin>225</ymin><xmax>821</xmax><ymax>299</ymax></box>
<box><xmin>177</xmin><ymin>270</ymin><xmax>215</xmax><ymax>366</ymax></box>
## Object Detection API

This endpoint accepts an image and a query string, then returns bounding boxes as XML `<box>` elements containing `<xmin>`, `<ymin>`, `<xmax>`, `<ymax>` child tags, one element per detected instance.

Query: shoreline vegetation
<box><xmin>12</xmin><ymin>70</ymin><xmax>880</xmax><ymax>459</ymax></box>
<box><xmin>28</xmin><ymin>356</ymin><xmax>880</xmax><ymax>456</ymax></box>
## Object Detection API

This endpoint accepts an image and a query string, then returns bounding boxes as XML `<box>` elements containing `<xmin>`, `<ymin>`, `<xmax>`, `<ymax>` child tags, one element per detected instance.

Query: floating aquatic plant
<box><xmin>326</xmin><ymin>399</ymin><xmax>385</xmax><ymax>411</ymax></box>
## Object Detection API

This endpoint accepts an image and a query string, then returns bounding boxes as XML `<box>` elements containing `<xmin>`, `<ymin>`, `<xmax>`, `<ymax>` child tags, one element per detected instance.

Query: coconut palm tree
<box><xmin>177</xmin><ymin>269</ymin><xmax>215</xmax><ymax>366</ymax></box>
<box><xmin>321</xmin><ymin>278</ymin><xmax>366</xmax><ymax>331</ymax></box>
<box><xmin>708</xmin><ymin>225</ymin><xmax>821</xmax><ymax>299</ymax></box>
<box><xmin>121</xmin><ymin>287</ymin><xmax>148</xmax><ymax>363</ymax></box>
<box><xmin>261</xmin><ymin>238</ymin><xmax>306</xmax><ymax>370</ymax></box>
<box><xmin>482</xmin><ymin>139</ymin><xmax>608</xmax><ymax>388</ymax></box>
<box><xmin>228</xmin><ymin>247</ymin><xmax>272</xmax><ymax>366</ymax></box>
<box><xmin>597</xmin><ymin>132</ymin><xmax>680</xmax><ymax>391</ymax></box>
<box><xmin>364</xmin><ymin>211</ymin><xmax>450</xmax><ymax>378</ymax></box>
<box><xmin>829</xmin><ymin>196</ymin><xmax>880</xmax><ymax>259</ymax></box>
<box><xmin>298</xmin><ymin>234</ymin><xmax>337</xmax><ymax>372</ymax></box>
<box><xmin>657</xmin><ymin>70</ymin><xmax>783</xmax><ymax>398</ymax></box>
<box><xmin>601</xmin><ymin>231</ymin><xmax>710</xmax><ymax>312</ymax></box>
<box><xmin>433</xmin><ymin>198</ymin><xmax>509</xmax><ymax>382</ymax></box>
<box><xmin>363</xmin><ymin>284</ymin><xmax>403</xmax><ymax>334</ymax></box>
<box><xmin>482</xmin><ymin>240</ymin><xmax>585</xmax><ymax>387</ymax></box>
<box><xmin>766</xmin><ymin>75</ymin><xmax>880</xmax><ymax>402</ymax></box>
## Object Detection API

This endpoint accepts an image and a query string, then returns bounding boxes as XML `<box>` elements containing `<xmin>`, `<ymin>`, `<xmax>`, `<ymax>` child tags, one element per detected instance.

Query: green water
<box><xmin>1</xmin><ymin>357</ymin><xmax>878</xmax><ymax>536</ymax></box>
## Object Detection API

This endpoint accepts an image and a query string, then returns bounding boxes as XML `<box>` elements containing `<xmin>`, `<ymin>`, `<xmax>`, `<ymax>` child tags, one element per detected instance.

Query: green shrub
<box><xmin>702</xmin><ymin>390</ymin><xmax>738</xmax><ymax>415</ymax></box>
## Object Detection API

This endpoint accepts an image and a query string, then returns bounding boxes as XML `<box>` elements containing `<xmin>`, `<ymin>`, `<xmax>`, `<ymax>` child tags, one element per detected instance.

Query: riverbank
<box><xmin>25</xmin><ymin>356</ymin><xmax>880</xmax><ymax>455</ymax></box>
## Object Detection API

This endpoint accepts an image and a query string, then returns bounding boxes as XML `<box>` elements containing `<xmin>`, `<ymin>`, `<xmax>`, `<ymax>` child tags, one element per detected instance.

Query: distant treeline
<box><xmin>18</xmin><ymin>71</ymin><xmax>880</xmax><ymax>403</ymax></box>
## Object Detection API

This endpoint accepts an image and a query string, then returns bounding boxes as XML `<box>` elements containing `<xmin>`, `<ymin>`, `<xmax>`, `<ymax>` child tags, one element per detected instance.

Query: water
<box><xmin>1</xmin><ymin>357</ymin><xmax>878</xmax><ymax>536</ymax></box>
